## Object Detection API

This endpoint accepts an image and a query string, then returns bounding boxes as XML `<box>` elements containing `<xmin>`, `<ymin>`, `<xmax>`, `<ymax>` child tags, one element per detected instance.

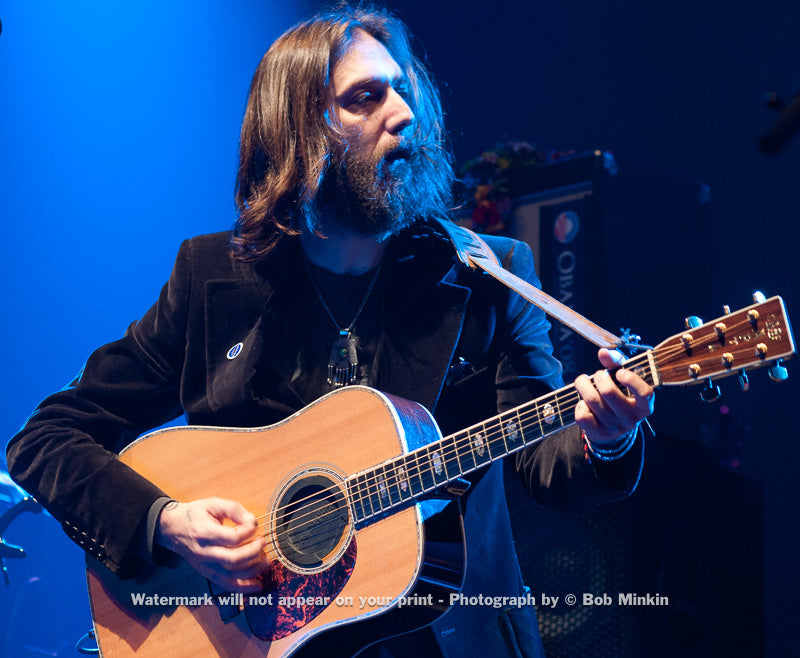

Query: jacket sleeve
<box><xmin>5</xmin><ymin>239</ymin><xmax>195</xmax><ymax>577</ymax></box>
<box><xmin>493</xmin><ymin>238</ymin><xmax>644</xmax><ymax>509</ymax></box>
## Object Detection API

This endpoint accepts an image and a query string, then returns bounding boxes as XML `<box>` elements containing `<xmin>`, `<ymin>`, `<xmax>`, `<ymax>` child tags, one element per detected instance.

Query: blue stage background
<box><xmin>1</xmin><ymin>1</ymin><xmax>797</xmax><ymax>655</ymax></box>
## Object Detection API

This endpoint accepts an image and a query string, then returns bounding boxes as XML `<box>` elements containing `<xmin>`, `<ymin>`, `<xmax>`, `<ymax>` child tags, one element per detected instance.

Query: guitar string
<box><xmin>244</xmin><ymin>382</ymin><xmax>584</xmax><ymax>550</ymax></box>
<box><xmin>242</xmin><ymin>327</ymin><xmax>737</xmax><ymax>549</ymax></box>
<box><xmin>248</xmin><ymin>382</ymin><xmax>625</xmax><ymax>547</ymax></box>
<box><xmin>244</xmin><ymin>327</ymin><xmax>737</xmax><ymax>551</ymax></box>
<box><xmin>300</xmin><ymin>315</ymin><xmax>769</xmax><ymax>547</ymax></box>
<box><xmin>250</xmin><ymin>347</ymin><xmax>655</xmax><ymax>533</ymax></box>
<box><xmin>240</xmin><ymin>315</ymin><xmax>771</xmax><ymax>549</ymax></box>
<box><xmin>273</xmin><ymin>332</ymin><xmax>775</xmax><ymax>557</ymax></box>
<box><xmin>243</xmin><ymin>351</ymin><xmax>656</xmax><ymax>546</ymax></box>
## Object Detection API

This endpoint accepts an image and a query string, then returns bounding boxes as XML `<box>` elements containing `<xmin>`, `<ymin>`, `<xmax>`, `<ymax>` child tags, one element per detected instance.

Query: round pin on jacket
<box><xmin>226</xmin><ymin>342</ymin><xmax>243</xmax><ymax>360</ymax></box>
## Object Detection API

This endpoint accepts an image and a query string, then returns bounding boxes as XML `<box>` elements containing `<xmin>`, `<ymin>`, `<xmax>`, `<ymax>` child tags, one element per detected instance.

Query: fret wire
<box><xmin>465</xmin><ymin>426</ymin><xmax>477</xmax><ymax>468</ymax></box>
<box><xmin>429</xmin><ymin>440</ymin><xmax>449</xmax><ymax>484</ymax></box>
<box><xmin>456</xmin><ymin>429</ymin><xmax>475</xmax><ymax>474</ymax></box>
<box><xmin>517</xmin><ymin>403</ymin><xmax>536</xmax><ymax>444</ymax></box>
<box><xmin>442</xmin><ymin>434</ymin><xmax>461</xmax><ymax>478</ymax></box>
<box><xmin>530</xmin><ymin>399</ymin><xmax>546</xmax><ymax>439</ymax></box>
<box><xmin>376</xmin><ymin>463</ymin><xmax>393</xmax><ymax>508</ymax></box>
<box><xmin>426</xmin><ymin>443</ymin><xmax>437</xmax><ymax>487</ymax></box>
<box><xmin>504</xmin><ymin>410</ymin><xmax>524</xmax><ymax>450</ymax></box>
<box><xmin>518</xmin><ymin>407</ymin><xmax>530</xmax><ymax>444</ymax></box>
<box><xmin>498</xmin><ymin>417</ymin><xmax>510</xmax><ymax>453</ymax></box>
<box><xmin>273</xmin><ymin>345</ymin><xmax>669</xmax><ymax>535</ymax></box>
<box><xmin>557</xmin><ymin>392</ymin><xmax>577</xmax><ymax>426</ymax></box>
<box><xmin>362</xmin><ymin>469</ymin><xmax>379</xmax><ymax>516</ymax></box>
<box><xmin>384</xmin><ymin>459</ymin><xmax>403</xmax><ymax>505</ymax></box>
<box><xmin>356</xmin><ymin>350</ymin><xmax>665</xmax><ymax>524</ymax></box>
<box><xmin>534</xmin><ymin>394</ymin><xmax>556</xmax><ymax>436</ymax></box>
<box><xmin>354</xmin><ymin>473</ymin><xmax>372</xmax><ymax>522</ymax></box>
<box><xmin>351</xmin><ymin>396</ymin><xmax>571</xmax><ymax>524</ymax></box>
<box><xmin>403</xmin><ymin>449</ymin><xmax>418</xmax><ymax>496</ymax></box>
<box><xmin>350</xmin><ymin>359</ymin><xmax>665</xmax><ymax>523</ymax></box>
<box><xmin>373</xmin><ymin>459</ymin><xmax>405</xmax><ymax>517</ymax></box>
<box><xmin>360</xmin><ymin>470</ymin><xmax>377</xmax><ymax>519</ymax></box>
<box><xmin>458</xmin><ymin>430</ymin><xmax>475</xmax><ymax>475</ymax></box>
<box><xmin>346</xmin><ymin>479</ymin><xmax>363</xmax><ymax>523</ymax></box>
<box><xmin>454</xmin><ymin>430</ymin><xmax>473</xmax><ymax>474</ymax></box>
<box><xmin>362</xmin><ymin>472</ymin><xmax>379</xmax><ymax>518</ymax></box>
<box><xmin>419</xmin><ymin>444</ymin><xmax>436</xmax><ymax>490</ymax></box>
<box><xmin>358</xmin><ymin>474</ymin><xmax>375</xmax><ymax>519</ymax></box>
<box><xmin>473</xmin><ymin>422</ymin><xmax>491</xmax><ymax>467</ymax></box>
<box><xmin>553</xmin><ymin>390</ymin><xmax>565</xmax><ymax>429</ymax></box>
<box><xmin>484</xmin><ymin>418</ymin><xmax>500</xmax><ymax>460</ymax></box>
<box><xmin>441</xmin><ymin>436</ymin><xmax>453</xmax><ymax>478</ymax></box>
<box><xmin>352</xmin><ymin>472</ymin><xmax>366</xmax><ymax>523</ymax></box>
<box><xmin>407</xmin><ymin>448</ymin><xmax>426</xmax><ymax>496</ymax></box>
<box><xmin>394</xmin><ymin>455</ymin><xmax>412</xmax><ymax>502</ymax></box>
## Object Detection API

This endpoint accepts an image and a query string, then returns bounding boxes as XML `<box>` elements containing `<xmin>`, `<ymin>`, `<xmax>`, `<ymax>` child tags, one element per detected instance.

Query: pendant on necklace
<box><xmin>328</xmin><ymin>329</ymin><xmax>358</xmax><ymax>388</ymax></box>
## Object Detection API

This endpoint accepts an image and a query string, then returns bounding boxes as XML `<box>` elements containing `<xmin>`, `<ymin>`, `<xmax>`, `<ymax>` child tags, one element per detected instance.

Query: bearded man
<box><xmin>7</xmin><ymin>5</ymin><xmax>653</xmax><ymax>657</ymax></box>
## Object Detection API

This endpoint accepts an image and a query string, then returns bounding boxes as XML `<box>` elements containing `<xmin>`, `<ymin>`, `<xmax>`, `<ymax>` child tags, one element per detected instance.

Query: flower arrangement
<box><xmin>458</xmin><ymin>141</ymin><xmax>575</xmax><ymax>234</ymax></box>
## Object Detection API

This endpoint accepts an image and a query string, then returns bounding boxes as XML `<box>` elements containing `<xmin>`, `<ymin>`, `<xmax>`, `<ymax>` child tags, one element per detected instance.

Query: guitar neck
<box><xmin>346</xmin><ymin>295</ymin><xmax>796</xmax><ymax>525</ymax></box>
<box><xmin>347</xmin><ymin>352</ymin><xmax>659</xmax><ymax>525</ymax></box>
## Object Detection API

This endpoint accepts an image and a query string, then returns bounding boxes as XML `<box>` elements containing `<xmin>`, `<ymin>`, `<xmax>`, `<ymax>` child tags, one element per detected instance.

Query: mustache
<box><xmin>381</xmin><ymin>137</ymin><xmax>417</xmax><ymax>164</ymax></box>
<box><xmin>384</xmin><ymin>146</ymin><xmax>413</xmax><ymax>163</ymax></box>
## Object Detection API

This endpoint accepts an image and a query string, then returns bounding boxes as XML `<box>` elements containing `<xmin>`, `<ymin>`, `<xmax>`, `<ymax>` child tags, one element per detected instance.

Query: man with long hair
<box><xmin>7</xmin><ymin>5</ymin><xmax>653</xmax><ymax>656</ymax></box>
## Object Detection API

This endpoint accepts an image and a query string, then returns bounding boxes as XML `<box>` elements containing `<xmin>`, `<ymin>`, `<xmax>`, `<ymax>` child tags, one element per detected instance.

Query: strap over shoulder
<box><xmin>435</xmin><ymin>218</ymin><xmax>621</xmax><ymax>350</ymax></box>
<box><xmin>433</xmin><ymin>217</ymin><xmax>501</xmax><ymax>268</ymax></box>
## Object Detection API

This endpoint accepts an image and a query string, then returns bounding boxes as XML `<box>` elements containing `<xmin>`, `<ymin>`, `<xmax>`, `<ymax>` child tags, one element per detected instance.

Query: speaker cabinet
<box><xmin>505</xmin><ymin>437</ymin><xmax>763</xmax><ymax>657</ymax></box>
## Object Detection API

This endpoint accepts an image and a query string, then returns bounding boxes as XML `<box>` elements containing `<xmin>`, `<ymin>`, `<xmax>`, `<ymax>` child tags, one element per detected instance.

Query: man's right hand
<box><xmin>155</xmin><ymin>497</ymin><xmax>269</xmax><ymax>593</ymax></box>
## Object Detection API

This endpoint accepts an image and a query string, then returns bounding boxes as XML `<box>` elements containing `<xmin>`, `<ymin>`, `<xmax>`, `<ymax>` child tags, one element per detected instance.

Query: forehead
<box><xmin>332</xmin><ymin>29</ymin><xmax>403</xmax><ymax>92</ymax></box>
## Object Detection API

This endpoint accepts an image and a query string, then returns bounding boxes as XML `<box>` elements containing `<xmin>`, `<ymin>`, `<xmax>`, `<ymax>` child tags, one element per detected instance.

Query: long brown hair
<box><xmin>231</xmin><ymin>4</ymin><xmax>453</xmax><ymax>262</ymax></box>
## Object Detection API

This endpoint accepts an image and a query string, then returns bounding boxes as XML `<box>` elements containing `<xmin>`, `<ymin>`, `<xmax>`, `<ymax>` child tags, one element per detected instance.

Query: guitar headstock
<box><xmin>652</xmin><ymin>296</ymin><xmax>795</xmax><ymax>387</ymax></box>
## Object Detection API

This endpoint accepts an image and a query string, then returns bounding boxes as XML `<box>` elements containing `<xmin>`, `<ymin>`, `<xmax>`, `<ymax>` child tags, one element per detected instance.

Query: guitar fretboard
<box><xmin>346</xmin><ymin>353</ymin><xmax>657</xmax><ymax>526</ymax></box>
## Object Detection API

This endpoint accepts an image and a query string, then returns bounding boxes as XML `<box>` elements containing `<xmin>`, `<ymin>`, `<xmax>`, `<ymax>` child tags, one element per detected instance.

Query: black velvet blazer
<box><xmin>7</xmin><ymin>221</ymin><xmax>642</xmax><ymax>656</ymax></box>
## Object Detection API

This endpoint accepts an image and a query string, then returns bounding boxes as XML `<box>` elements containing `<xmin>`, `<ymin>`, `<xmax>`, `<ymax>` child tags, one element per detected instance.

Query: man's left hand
<box><xmin>574</xmin><ymin>348</ymin><xmax>655</xmax><ymax>447</ymax></box>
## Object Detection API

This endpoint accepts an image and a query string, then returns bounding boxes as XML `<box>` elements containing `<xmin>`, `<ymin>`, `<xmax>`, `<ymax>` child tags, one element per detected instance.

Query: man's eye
<box><xmin>353</xmin><ymin>92</ymin><xmax>374</xmax><ymax>105</ymax></box>
<box><xmin>348</xmin><ymin>89</ymin><xmax>381</xmax><ymax>107</ymax></box>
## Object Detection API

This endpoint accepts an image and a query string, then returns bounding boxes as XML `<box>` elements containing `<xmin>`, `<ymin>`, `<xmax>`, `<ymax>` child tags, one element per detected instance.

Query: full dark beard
<box><xmin>316</xmin><ymin>141</ymin><xmax>422</xmax><ymax>237</ymax></box>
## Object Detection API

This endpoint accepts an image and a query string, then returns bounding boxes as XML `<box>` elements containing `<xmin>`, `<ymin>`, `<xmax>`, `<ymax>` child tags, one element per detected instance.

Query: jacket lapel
<box><xmin>204</xmin><ymin>250</ymin><xmax>308</xmax><ymax>421</ymax></box>
<box><xmin>377</xmin><ymin>254</ymin><xmax>471</xmax><ymax>414</ymax></box>
<box><xmin>204</xmin><ymin>231</ymin><xmax>472</xmax><ymax>420</ymax></box>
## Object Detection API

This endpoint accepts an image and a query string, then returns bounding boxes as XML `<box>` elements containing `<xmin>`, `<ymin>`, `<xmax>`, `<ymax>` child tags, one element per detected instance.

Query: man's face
<box><xmin>321</xmin><ymin>29</ymin><xmax>419</xmax><ymax>236</ymax></box>
<box><xmin>332</xmin><ymin>29</ymin><xmax>414</xmax><ymax>172</ymax></box>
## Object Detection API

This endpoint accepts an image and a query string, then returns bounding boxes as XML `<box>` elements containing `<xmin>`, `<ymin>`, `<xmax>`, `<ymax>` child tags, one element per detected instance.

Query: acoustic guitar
<box><xmin>87</xmin><ymin>296</ymin><xmax>795</xmax><ymax>656</ymax></box>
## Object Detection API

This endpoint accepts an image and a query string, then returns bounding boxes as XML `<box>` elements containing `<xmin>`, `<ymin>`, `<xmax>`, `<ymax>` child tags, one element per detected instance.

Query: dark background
<box><xmin>1</xmin><ymin>1</ymin><xmax>796</xmax><ymax>655</ymax></box>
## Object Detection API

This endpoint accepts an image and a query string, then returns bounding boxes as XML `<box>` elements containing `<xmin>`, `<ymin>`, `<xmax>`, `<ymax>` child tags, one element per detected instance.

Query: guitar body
<box><xmin>87</xmin><ymin>387</ymin><xmax>465</xmax><ymax>657</ymax></box>
<box><xmin>85</xmin><ymin>296</ymin><xmax>796</xmax><ymax>656</ymax></box>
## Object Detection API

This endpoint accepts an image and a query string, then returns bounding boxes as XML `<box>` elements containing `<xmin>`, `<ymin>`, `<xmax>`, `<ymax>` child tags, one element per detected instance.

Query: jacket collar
<box><xmin>206</xmin><ymin>222</ymin><xmax>471</xmax><ymax>417</ymax></box>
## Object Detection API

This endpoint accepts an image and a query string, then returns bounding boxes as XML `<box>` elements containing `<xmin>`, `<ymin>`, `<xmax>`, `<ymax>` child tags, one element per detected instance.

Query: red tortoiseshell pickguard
<box><xmin>244</xmin><ymin>538</ymin><xmax>357</xmax><ymax>641</ymax></box>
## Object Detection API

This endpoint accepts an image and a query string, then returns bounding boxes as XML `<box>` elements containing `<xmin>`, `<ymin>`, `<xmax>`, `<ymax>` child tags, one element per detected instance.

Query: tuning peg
<box><xmin>753</xmin><ymin>291</ymin><xmax>766</xmax><ymax>303</ymax></box>
<box><xmin>738</xmin><ymin>370</ymin><xmax>750</xmax><ymax>392</ymax></box>
<box><xmin>768</xmin><ymin>360</ymin><xmax>789</xmax><ymax>382</ymax></box>
<box><xmin>685</xmin><ymin>316</ymin><xmax>703</xmax><ymax>329</ymax></box>
<box><xmin>700</xmin><ymin>379</ymin><xmax>721</xmax><ymax>403</ymax></box>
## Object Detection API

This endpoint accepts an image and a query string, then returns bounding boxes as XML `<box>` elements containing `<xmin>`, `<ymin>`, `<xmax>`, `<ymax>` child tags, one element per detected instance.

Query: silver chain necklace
<box><xmin>303</xmin><ymin>256</ymin><xmax>385</xmax><ymax>388</ymax></box>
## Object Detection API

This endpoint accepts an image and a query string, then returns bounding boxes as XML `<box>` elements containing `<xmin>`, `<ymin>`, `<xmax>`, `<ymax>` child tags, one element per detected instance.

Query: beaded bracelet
<box><xmin>583</xmin><ymin>426</ymin><xmax>638</xmax><ymax>462</ymax></box>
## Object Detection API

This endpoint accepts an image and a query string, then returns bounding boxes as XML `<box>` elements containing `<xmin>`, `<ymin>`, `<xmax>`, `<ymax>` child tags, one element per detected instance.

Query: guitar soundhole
<box><xmin>275</xmin><ymin>473</ymin><xmax>351</xmax><ymax>571</ymax></box>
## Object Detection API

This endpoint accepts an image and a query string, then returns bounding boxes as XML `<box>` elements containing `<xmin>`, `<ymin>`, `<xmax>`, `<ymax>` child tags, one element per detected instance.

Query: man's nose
<box><xmin>385</xmin><ymin>87</ymin><xmax>415</xmax><ymax>135</ymax></box>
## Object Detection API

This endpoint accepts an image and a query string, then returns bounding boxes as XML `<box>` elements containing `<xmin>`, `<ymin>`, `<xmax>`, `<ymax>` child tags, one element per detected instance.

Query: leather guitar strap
<box><xmin>436</xmin><ymin>218</ymin><xmax>622</xmax><ymax>350</ymax></box>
